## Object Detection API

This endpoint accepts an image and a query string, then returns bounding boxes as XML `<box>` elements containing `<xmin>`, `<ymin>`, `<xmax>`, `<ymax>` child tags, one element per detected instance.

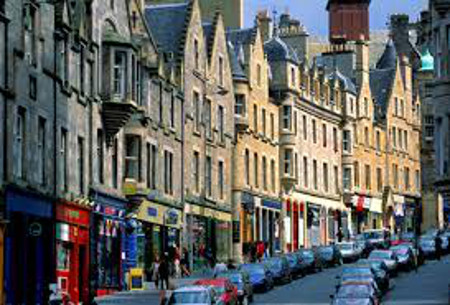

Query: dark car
<box><xmin>363</xmin><ymin>229</ymin><xmax>390</xmax><ymax>249</ymax></box>
<box><xmin>356</xmin><ymin>259</ymin><xmax>390</xmax><ymax>292</ymax></box>
<box><xmin>368</xmin><ymin>250</ymin><xmax>398</xmax><ymax>276</ymax></box>
<box><xmin>355</xmin><ymin>234</ymin><xmax>374</xmax><ymax>258</ymax></box>
<box><xmin>220</xmin><ymin>271</ymin><xmax>254</xmax><ymax>304</ymax></box>
<box><xmin>238</xmin><ymin>264</ymin><xmax>273</xmax><ymax>292</ymax></box>
<box><xmin>297</xmin><ymin>249</ymin><xmax>323</xmax><ymax>273</ymax></box>
<box><xmin>317</xmin><ymin>245</ymin><xmax>343</xmax><ymax>267</ymax></box>
<box><xmin>285</xmin><ymin>253</ymin><xmax>305</xmax><ymax>278</ymax></box>
<box><xmin>390</xmin><ymin>245</ymin><xmax>415</xmax><ymax>271</ymax></box>
<box><xmin>331</xmin><ymin>283</ymin><xmax>380</xmax><ymax>305</ymax></box>
<box><xmin>419</xmin><ymin>237</ymin><xmax>437</xmax><ymax>259</ymax></box>
<box><xmin>263</xmin><ymin>256</ymin><xmax>292</xmax><ymax>284</ymax></box>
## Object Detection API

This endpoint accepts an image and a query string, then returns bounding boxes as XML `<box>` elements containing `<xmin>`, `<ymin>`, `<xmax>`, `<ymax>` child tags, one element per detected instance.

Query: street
<box><xmin>97</xmin><ymin>256</ymin><xmax>450</xmax><ymax>305</ymax></box>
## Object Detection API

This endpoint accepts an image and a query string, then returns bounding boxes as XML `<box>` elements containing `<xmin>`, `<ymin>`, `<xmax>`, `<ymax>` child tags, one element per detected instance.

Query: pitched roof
<box><xmin>226</xmin><ymin>28</ymin><xmax>257</xmax><ymax>47</ymax></box>
<box><xmin>144</xmin><ymin>3</ymin><xmax>189</xmax><ymax>55</ymax></box>
<box><xmin>328</xmin><ymin>69</ymin><xmax>357</xmax><ymax>95</ymax></box>
<box><xmin>264</xmin><ymin>36</ymin><xmax>299</xmax><ymax>64</ymax></box>
<box><xmin>227</xmin><ymin>41</ymin><xmax>247</xmax><ymax>82</ymax></box>
<box><xmin>370</xmin><ymin>68</ymin><xmax>396</xmax><ymax>122</ymax></box>
<box><xmin>376</xmin><ymin>39</ymin><xmax>397</xmax><ymax>69</ymax></box>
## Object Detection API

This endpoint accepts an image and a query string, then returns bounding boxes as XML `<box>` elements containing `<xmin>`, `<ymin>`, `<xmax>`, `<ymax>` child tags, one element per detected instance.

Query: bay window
<box><xmin>113</xmin><ymin>51</ymin><xmax>127</xmax><ymax>98</ymax></box>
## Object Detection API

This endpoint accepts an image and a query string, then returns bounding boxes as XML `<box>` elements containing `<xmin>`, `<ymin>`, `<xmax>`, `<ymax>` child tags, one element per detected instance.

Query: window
<box><xmin>343</xmin><ymin>130</ymin><xmax>351</xmax><ymax>153</ymax></box>
<box><xmin>334</xmin><ymin>165</ymin><xmax>339</xmax><ymax>194</ymax></box>
<box><xmin>254</xmin><ymin>153</ymin><xmax>259</xmax><ymax>187</ymax></box>
<box><xmin>400</xmin><ymin>99</ymin><xmax>404</xmax><ymax>117</ymax></box>
<box><xmin>78</xmin><ymin>137</ymin><xmax>85</xmax><ymax>194</ymax></box>
<box><xmin>112</xmin><ymin>138</ymin><xmax>118</xmax><ymax>188</ymax></box>
<box><xmin>392</xmin><ymin>127</ymin><xmax>397</xmax><ymax>147</ymax></box>
<box><xmin>303</xmin><ymin>157</ymin><xmax>308</xmax><ymax>188</ymax></box>
<box><xmin>235</xmin><ymin>94</ymin><xmax>246</xmax><ymax>116</ymax></box>
<box><xmin>16</xmin><ymin>107</ymin><xmax>26</xmax><ymax>179</ymax></box>
<box><xmin>170</xmin><ymin>93</ymin><xmax>175</xmax><ymax>128</ymax></box>
<box><xmin>37</xmin><ymin>117</ymin><xmax>46</xmax><ymax>185</ymax></box>
<box><xmin>146</xmin><ymin>143</ymin><xmax>157</xmax><ymax>189</ymax></box>
<box><xmin>270</xmin><ymin>113</ymin><xmax>275</xmax><ymax>140</ymax></box>
<box><xmin>159</xmin><ymin>84</ymin><xmax>164</xmax><ymax>124</ymax></box>
<box><xmin>219</xmin><ymin>56</ymin><xmax>224</xmax><ymax>86</ymax></box>
<box><xmin>415</xmin><ymin>170</ymin><xmax>420</xmax><ymax>191</ymax></box>
<box><xmin>88</xmin><ymin>61</ymin><xmax>95</xmax><ymax>96</ymax></box>
<box><xmin>404</xmin><ymin>167</ymin><xmax>410</xmax><ymax>190</ymax></box>
<box><xmin>282</xmin><ymin>105</ymin><xmax>292</xmax><ymax>130</ymax></box>
<box><xmin>164</xmin><ymin>150</ymin><xmax>173</xmax><ymax>195</ymax></box>
<box><xmin>97</xmin><ymin>129</ymin><xmax>104</xmax><ymax>184</ymax></box>
<box><xmin>218</xmin><ymin>105</ymin><xmax>225</xmax><ymax>143</ymax></box>
<box><xmin>333</xmin><ymin>127</ymin><xmax>338</xmax><ymax>152</ymax></box>
<box><xmin>394</xmin><ymin>98</ymin><xmax>399</xmax><ymax>116</ymax></box>
<box><xmin>364</xmin><ymin>98</ymin><xmax>369</xmax><ymax>117</ymax></box>
<box><xmin>58</xmin><ymin>37</ymin><xmax>69</xmax><ymax>82</ymax></box>
<box><xmin>376</xmin><ymin>131</ymin><xmax>381</xmax><ymax>152</ymax></box>
<box><xmin>295</xmin><ymin>153</ymin><xmax>298</xmax><ymax>180</ymax></box>
<box><xmin>194</xmin><ymin>151</ymin><xmax>200</xmax><ymax>193</ymax></box>
<box><xmin>205</xmin><ymin>156</ymin><xmax>212</xmax><ymax>197</ymax></box>
<box><xmin>136</xmin><ymin>61</ymin><xmax>141</xmax><ymax>105</ymax></box>
<box><xmin>29</xmin><ymin>75</ymin><xmax>37</xmax><ymax>100</ymax></box>
<box><xmin>24</xmin><ymin>3</ymin><xmax>38</xmax><ymax>65</ymax></box>
<box><xmin>284</xmin><ymin>149</ymin><xmax>293</xmax><ymax>176</ymax></box>
<box><xmin>291</xmin><ymin>67</ymin><xmax>296</xmax><ymax>86</ymax></box>
<box><xmin>364</xmin><ymin>127</ymin><xmax>369</xmax><ymax>147</ymax></box>
<box><xmin>253</xmin><ymin>104</ymin><xmax>258</xmax><ymax>132</ymax></box>
<box><xmin>113</xmin><ymin>51</ymin><xmax>127</xmax><ymax>97</ymax></box>
<box><xmin>377</xmin><ymin>168</ymin><xmax>383</xmax><ymax>192</ymax></box>
<box><xmin>245</xmin><ymin>149</ymin><xmax>250</xmax><ymax>186</ymax></box>
<box><xmin>312</xmin><ymin>119</ymin><xmax>317</xmax><ymax>143</ymax></box>
<box><xmin>262</xmin><ymin>157</ymin><xmax>267</xmax><ymax>190</ymax></box>
<box><xmin>60</xmin><ymin>129</ymin><xmax>68</xmax><ymax>191</ymax></box>
<box><xmin>271</xmin><ymin>159</ymin><xmax>276</xmax><ymax>192</ymax></box>
<box><xmin>365</xmin><ymin>164</ymin><xmax>371</xmax><ymax>190</ymax></box>
<box><xmin>125</xmin><ymin>135</ymin><xmax>141</xmax><ymax>181</ymax></box>
<box><xmin>262</xmin><ymin>108</ymin><xmax>266</xmax><ymax>136</ymax></box>
<box><xmin>393</xmin><ymin>164</ymin><xmax>399</xmax><ymax>189</ymax></box>
<box><xmin>80</xmin><ymin>46</ymin><xmax>85</xmax><ymax>94</ymax></box>
<box><xmin>218</xmin><ymin>161</ymin><xmax>224</xmax><ymax>199</ymax></box>
<box><xmin>194</xmin><ymin>39</ymin><xmax>200</xmax><ymax>69</ymax></box>
<box><xmin>354</xmin><ymin>161</ymin><xmax>360</xmax><ymax>187</ymax></box>
<box><xmin>425</xmin><ymin>115</ymin><xmax>434</xmax><ymax>139</ymax></box>
<box><xmin>294</xmin><ymin>111</ymin><xmax>298</xmax><ymax>135</ymax></box>
<box><xmin>303</xmin><ymin>115</ymin><xmax>307</xmax><ymax>140</ymax></box>
<box><xmin>398</xmin><ymin>128</ymin><xmax>403</xmax><ymax>149</ymax></box>
<box><xmin>313</xmin><ymin>160</ymin><xmax>318</xmax><ymax>190</ymax></box>
<box><xmin>110</xmin><ymin>0</ymin><xmax>115</xmax><ymax>9</ymax></box>
<box><xmin>404</xmin><ymin>130</ymin><xmax>408</xmax><ymax>150</ymax></box>
<box><xmin>257</xmin><ymin>64</ymin><xmax>262</xmax><ymax>86</ymax></box>
<box><xmin>343</xmin><ymin>167</ymin><xmax>351</xmax><ymax>191</ymax></box>
<box><xmin>205</xmin><ymin>99</ymin><xmax>212</xmax><ymax>139</ymax></box>
<box><xmin>322</xmin><ymin>123</ymin><xmax>327</xmax><ymax>147</ymax></box>
<box><xmin>323</xmin><ymin>163</ymin><xmax>329</xmax><ymax>192</ymax></box>
<box><xmin>194</xmin><ymin>91</ymin><xmax>201</xmax><ymax>132</ymax></box>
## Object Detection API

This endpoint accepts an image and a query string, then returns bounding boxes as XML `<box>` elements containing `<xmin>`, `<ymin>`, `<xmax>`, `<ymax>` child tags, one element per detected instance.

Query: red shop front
<box><xmin>55</xmin><ymin>201</ymin><xmax>90</xmax><ymax>304</ymax></box>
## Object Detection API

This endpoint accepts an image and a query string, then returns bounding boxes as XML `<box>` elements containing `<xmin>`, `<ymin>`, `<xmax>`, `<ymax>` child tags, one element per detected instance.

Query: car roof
<box><xmin>194</xmin><ymin>278</ymin><xmax>228</xmax><ymax>286</ymax></box>
<box><xmin>174</xmin><ymin>285</ymin><xmax>211</xmax><ymax>293</ymax></box>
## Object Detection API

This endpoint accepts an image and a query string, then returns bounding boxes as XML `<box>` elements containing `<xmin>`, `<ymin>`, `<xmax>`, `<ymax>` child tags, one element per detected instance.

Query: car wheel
<box><xmin>241</xmin><ymin>296</ymin><xmax>249</xmax><ymax>305</ymax></box>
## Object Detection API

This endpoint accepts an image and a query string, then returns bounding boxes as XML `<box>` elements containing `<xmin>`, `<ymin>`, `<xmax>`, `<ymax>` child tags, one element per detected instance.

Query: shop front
<box><xmin>55</xmin><ymin>200</ymin><xmax>90</xmax><ymax>304</ymax></box>
<box><xmin>255</xmin><ymin>198</ymin><xmax>281</xmax><ymax>254</ymax></box>
<box><xmin>350</xmin><ymin>195</ymin><xmax>371</xmax><ymax>234</ymax></box>
<box><xmin>307</xmin><ymin>203</ymin><xmax>321</xmax><ymax>247</ymax></box>
<box><xmin>4</xmin><ymin>186</ymin><xmax>55</xmax><ymax>305</ymax></box>
<box><xmin>393</xmin><ymin>194</ymin><xmax>406</xmax><ymax>234</ymax></box>
<box><xmin>186</xmin><ymin>203</ymin><xmax>232</xmax><ymax>267</ymax></box>
<box><xmin>90</xmin><ymin>190</ymin><xmax>127</xmax><ymax>297</ymax></box>
<box><xmin>135</xmin><ymin>199</ymin><xmax>182</xmax><ymax>276</ymax></box>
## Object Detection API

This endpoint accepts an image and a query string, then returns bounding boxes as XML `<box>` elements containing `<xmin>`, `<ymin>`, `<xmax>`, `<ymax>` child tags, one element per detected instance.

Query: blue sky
<box><xmin>245</xmin><ymin>0</ymin><xmax>428</xmax><ymax>35</ymax></box>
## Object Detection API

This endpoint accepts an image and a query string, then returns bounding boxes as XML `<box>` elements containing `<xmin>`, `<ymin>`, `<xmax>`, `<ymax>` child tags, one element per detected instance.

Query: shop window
<box><xmin>37</xmin><ymin>117</ymin><xmax>46</xmax><ymax>185</ymax></box>
<box><xmin>164</xmin><ymin>150</ymin><xmax>173</xmax><ymax>195</ymax></box>
<box><xmin>56</xmin><ymin>242</ymin><xmax>70</xmax><ymax>270</ymax></box>
<box><xmin>124</xmin><ymin>135</ymin><xmax>141</xmax><ymax>181</ymax></box>
<box><xmin>113</xmin><ymin>51</ymin><xmax>127</xmax><ymax>98</ymax></box>
<box><xmin>235</xmin><ymin>94</ymin><xmax>246</xmax><ymax>116</ymax></box>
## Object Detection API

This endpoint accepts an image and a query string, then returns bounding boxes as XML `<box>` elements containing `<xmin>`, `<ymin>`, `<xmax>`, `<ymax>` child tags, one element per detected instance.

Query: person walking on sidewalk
<box><xmin>152</xmin><ymin>255</ymin><xmax>160</xmax><ymax>289</ymax></box>
<box><xmin>159</xmin><ymin>255</ymin><xmax>170</xmax><ymax>291</ymax></box>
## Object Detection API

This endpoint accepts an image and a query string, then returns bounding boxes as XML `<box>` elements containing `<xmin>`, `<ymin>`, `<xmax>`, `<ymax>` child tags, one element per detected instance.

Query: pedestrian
<box><xmin>213</xmin><ymin>261</ymin><xmax>228</xmax><ymax>278</ymax></box>
<box><xmin>256</xmin><ymin>241</ymin><xmax>264</xmax><ymax>262</ymax></box>
<box><xmin>158</xmin><ymin>255</ymin><xmax>170</xmax><ymax>291</ymax></box>
<box><xmin>435</xmin><ymin>236</ymin><xmax>442</xmax><ymax>261</ymax></box>
<box><xmin>227</xmin><ymin>259</ymin><xmax>236</xmax><ymax>270</ymax></box>
<box><xmin>180</xmin><ymin>247</ymin><xmax>190</xmax><ymax>277</ymax></box>
<box><xmin>336</xmin><ymin>228</ymin><xmax>344</xmax><ymax>243</ymax></box>
<box><xmin>151</xmin><ymin>255</ymin><xmax>160</xmax><ymax>289</ymax></box>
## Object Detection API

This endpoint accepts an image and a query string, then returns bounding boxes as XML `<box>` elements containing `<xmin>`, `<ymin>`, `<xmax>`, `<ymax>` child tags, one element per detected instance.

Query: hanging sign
<box><xmin>29</xmin><ymin>222</ymin><xmax>42</xmax><ymax>237</ymax></box>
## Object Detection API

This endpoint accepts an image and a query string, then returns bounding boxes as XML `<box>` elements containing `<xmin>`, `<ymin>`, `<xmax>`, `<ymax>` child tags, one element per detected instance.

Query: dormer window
<box><xmin>113</xmin><ymin>51</ymin><xmax>127</xmax><ymax>98</ymax></box>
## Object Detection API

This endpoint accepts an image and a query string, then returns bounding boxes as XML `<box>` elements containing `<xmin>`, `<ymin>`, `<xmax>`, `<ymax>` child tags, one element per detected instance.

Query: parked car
<box><xmin>355</xmin><ymin>234</ymin><xmax>374</xmax><ymax>258</ymax></box>
<box><xmin>317</xmin><ymin>245</ymin><xmax>343</xmax><ymax>267</ymax></box>
<box><xmin>401</xmin><ymin>241</ymin><xmax>425</xmax><ymax>266</ymax></box>
<box><xmin>390</xmin><ymin>245</ymin><xmax>415</xmax><ymax>271</ymax></box>
<box><xmin>336</xmin><ymin>242</ymin><xmax>362</xmax><ymax>263</ymax></box>
<box><xmin>166</xmin><ymin>286</ymin><xmax>218</xmax><ymax>305</ymax></box>
<box><xmin>285</xmin><ymin>253</ymin><xmax>305</xmax><ymax>278</ymax></box>
<box><xmin>219</xmin><ymin>271</ymin><xmax>254</xmax><ymax>305</ymax></box>
<box><xmin>193</xmin><ymin>278</ymin><xmax>238</xmax><ymax>305</ymax></box>
<box><xmin>389</xmin><ymin>234</ymin><xmax>408</xmax><ymax>247</ymax></box>
<box><xmin>238</xmin><ymin>264</ymin><xmax>273</xmax><ymax>292</ymax></box>
<box><xmin>356</xmin><ymin>259</ymin><xmax>390</xmax><ymax>292</ymax></box>
<box><xmin>419</xmin><ymin>236</ymin><xmax>437</xmax><ymax>259</ymax></box>
<box><xmin>263</xmin><ymin>256</ymin><xmax>292</xmax><ymax>284</ymax></box>
<box><xmin>363</xmin><ymin>229</ymin><xmax>390</xmax><ymax>249</ymax></box>
<box><xmin>401</xmin><ymin>232</ymin><xmax>416</xmax><ymax>243</ymax></box>
<box><xmin>331</xmin><ymin>283</ymin><xmax>380</xmax><ymax>305</ymax></box>
<box><xmin>297</xmin><ymin>249</ymin><xmax>323</xmax><ymax>273</ymax></box>
<box><xmin>439</xmin><ymin>235</ymin><xmax>449</xmax><ymax>254</ymax></box>
<box><xmin>368</xmin><ymin>250</ymin><xmax>398</xmax><ymax>276</ymax></box>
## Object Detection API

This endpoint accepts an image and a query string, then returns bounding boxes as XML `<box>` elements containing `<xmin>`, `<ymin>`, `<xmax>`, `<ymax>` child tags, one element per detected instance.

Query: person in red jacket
<box><xmin>256</xmin><ymin>241</ymin><xmax>265</xmax><ymax>262</ymax></box>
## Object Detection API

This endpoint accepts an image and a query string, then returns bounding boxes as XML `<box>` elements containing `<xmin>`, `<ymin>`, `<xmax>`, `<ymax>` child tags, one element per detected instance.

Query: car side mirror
<box><xmin>329</xmin><ymin>294</ymin><xmax>334</xmax><ymax>299</ymax></box>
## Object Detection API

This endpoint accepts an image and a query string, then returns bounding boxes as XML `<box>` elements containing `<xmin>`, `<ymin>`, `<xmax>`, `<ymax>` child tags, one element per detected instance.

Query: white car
<box><xmin>337</xmin><ymin>242</ymin><xmax>362</xmax><ymax>262</ymax></box>
<box><xmin>166</xmin><ymin>286</ymin><xmax>218</xmax><ymax>305</ymax></box>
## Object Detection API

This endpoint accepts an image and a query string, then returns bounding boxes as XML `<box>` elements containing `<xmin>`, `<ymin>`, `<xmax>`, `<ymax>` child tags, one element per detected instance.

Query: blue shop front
<box><xmin>4</xmin><ymin>186</ymin><xmax>55</xmax><ymax>305</ymax></box>
<box><xmin>89</xmin><ymin>189</ymin><xmax>128</xmax><ymax>297</ymax></box>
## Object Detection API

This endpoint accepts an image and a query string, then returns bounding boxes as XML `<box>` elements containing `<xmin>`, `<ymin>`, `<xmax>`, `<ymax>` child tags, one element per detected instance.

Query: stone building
<box><xmin>227</xmin><ymin>21</ymin><xmax>281</xmax><ymax>261</ymax></box>
<box><xmin>145</xmin><ymin>0</ymin><xmax>235</xmax><ymax>263</ymax></box>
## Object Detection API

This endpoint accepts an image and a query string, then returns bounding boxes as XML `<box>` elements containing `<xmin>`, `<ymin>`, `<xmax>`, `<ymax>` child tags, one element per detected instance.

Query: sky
<box><xmin>244</xmin><ymin>0</ymin><xmax>428</xmax><ymax>36</ymax></box>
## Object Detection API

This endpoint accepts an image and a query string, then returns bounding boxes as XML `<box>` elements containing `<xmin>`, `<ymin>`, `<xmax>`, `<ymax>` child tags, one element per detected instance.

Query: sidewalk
<box><xmin>95</xmin><ymin>270</ymin><xmax>214</xmax><ymax>302</ymax></box>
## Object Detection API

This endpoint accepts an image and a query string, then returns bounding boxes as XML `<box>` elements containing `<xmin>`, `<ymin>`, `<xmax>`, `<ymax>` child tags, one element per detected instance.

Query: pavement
<box><xmin>96</xmin><ymin>255</ymin><xmax>450</xmax><ymax>305</ymax></box>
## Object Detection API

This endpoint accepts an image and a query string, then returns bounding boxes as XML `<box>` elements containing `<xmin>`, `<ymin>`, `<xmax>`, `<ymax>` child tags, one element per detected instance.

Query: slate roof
<box><xmin>370</xmin><ymin>68</ymin><xmax>396</xmax><ymax>122</ymax></box>
<box><xmin>328</xmin><ymin>69</ymin><xmax>357</xmax><ymax>95</ymax></box>
<box><xmin>264</xmin><ymin>36</ymin><xmax>299</xmax><ymax>63</ymax></box>
<box><xmin>227</xmin><ymin>41</ymin><xmax>247</xmax><ymax>82</ymax></box>
<box><xmin>145</xmin><ymin>3</ymin><xmax>189</xmax><ymax>55</ymax></box>
<box><xmin>226</xmin><ymin>28</ymin><xmax>256</xmax><ymax>47</ymax></box>
<box><xmin>376</xmin><ymin>39</ymin><xmax>397</xmax><ymax>69</ymax></box>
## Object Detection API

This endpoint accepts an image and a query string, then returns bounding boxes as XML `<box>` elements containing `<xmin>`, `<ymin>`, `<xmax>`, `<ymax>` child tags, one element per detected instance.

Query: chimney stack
<box><xmin>257</xmin><ymin>10</ymin><xmax>273</xmax><ymax>42</ymax></box>
<box><xmin>355</xmin><ymin>39</ymin><xmax>370</xmax><ymax>88</ymax></box>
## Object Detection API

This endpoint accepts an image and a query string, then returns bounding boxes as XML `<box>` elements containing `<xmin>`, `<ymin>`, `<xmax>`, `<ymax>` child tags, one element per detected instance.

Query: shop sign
<box><xmin>232</xmin><ymin>221</ymin><xmax>240</xmax><ymax>243</ymax></box>
<box><xmin>29</xmin><ymin>222</ymin><xmax>42</xmax><ymax>237</ymax></box>
<box><xmin>164</xmin><ymin>209</ymin><xmax>179</xmax><ymax>226</ymax></box>
<box><xmin>262</xmin><ymin>199</ymin><xmax>282</xmax><ymax>210</ymax></box>
<box><xmin>138</xmin><ymin>200</ymin><xmax>181</xmax><ymax>228</ymax></box>
<box><xmin>129</xmin><ymin>268</ymin><xmax>144</xmax><ymax>291</ymax></box>
<box><xmin>56</xmin><ymin>205</ymin><xmax>90</xmax><ymax>227</ymax></box>
<box><xmin>241</xmin><ymin>192</ymin><xmax>255</xmax><ymax>213</ymax></box>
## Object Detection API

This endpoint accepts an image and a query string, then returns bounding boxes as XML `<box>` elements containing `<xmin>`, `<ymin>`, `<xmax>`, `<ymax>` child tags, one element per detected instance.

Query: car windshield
<box><xmin>337</xmin><ymin>244</ymin><xmax>353</xmax><ymax>250</ymax></box>
<box><xmin>370</xmin><ymin>251</ymin><xmax>391</xmax><ymax>259</ymax></box>
<box><xmin>168</xmin><ymin>291</ymin><xmax>209</xmax><ymax>304</ymax></box>
<box><xmin>240</xmin><ymin>264</ymin><xmax>265</xmax><ymax>276</ymax></box>
<box><xmin>342</xmin><ymin>268</ymin><xmax>371</xmax><ymax>276</ymax></box>
<box><xmin>337</xmin><ymin>285</ymin><xmax>371</xmax><ymax>298</ymax></box>
<box><xmin>363</xmin><ymin>231</ymin><xmax>384</xmax><ymax>239</ymax></box>
<box><xmin>266</xmin><ymin>259</ymin><xmax>282</xmax><ymax>270</ymax></box>
<box><xmin>391</xmin><ymin>247</ymin><xmax>408</xmax><ymax>255</ymax></box>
